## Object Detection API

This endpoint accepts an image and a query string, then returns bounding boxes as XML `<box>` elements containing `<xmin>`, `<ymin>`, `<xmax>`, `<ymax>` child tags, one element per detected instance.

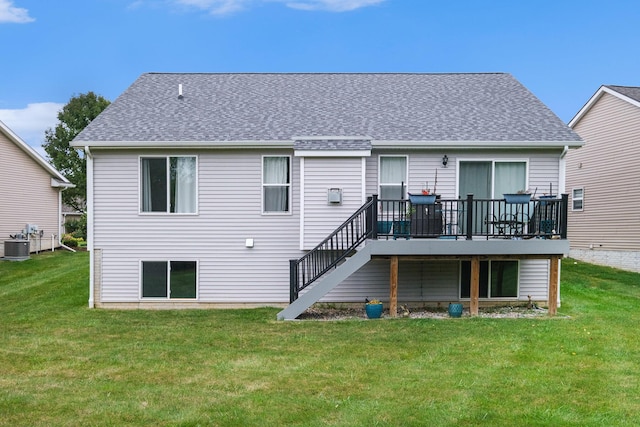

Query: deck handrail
<box><xmin>289</xmin><ymin>197</ymin><xmax>375</xmax><ymax>303</ymax></box>
<box><xmin>289</xmin><ymin>194</ymin><xmax>568</xmax><ymax>302</ymax></box>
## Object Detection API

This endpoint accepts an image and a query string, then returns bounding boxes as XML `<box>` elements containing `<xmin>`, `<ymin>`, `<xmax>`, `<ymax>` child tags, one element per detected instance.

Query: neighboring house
<box><xmin>0</xmin><ymin>120</ymin><xmax>74</xmax><ymax>257</ymax></box>
<box><xmin>71</xmin><ymin>73</ymin><xmax>582</xmax><ymax>317</ymax></box>
<box><xmin>567</xmin><ymin>85</ymin><xmax>640</xmax><ymax>272</ymax></box>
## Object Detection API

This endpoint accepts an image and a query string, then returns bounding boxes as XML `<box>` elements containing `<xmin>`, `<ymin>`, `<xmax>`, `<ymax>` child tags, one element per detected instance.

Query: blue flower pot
<box><xmin>365</xmin><ymin>303</ymin><xmax>383</xmax><ymax>319</ymax></box>
<box><xmin>448</xmin><ymin>303</ymin><xmax>463</xmax><ymax>318</ymax></box>
<box><xmin>409</xmin><ymin>193</ymin><xmax>437</xmax><ymax>204</ymax></box>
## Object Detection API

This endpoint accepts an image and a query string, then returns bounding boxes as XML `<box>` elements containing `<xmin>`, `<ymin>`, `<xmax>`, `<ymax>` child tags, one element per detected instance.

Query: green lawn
<box><xmin>1</xmin><ymin>251</ymin><xmax>639</xmax><ymax>426</ymax></box>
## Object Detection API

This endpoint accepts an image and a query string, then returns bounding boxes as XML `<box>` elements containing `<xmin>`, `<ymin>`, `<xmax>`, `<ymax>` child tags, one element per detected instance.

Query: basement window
<box><xmin>460</xmin><ymin>260</ymin><xmax>518</xmax><ymax>298</ymax></box>
<box><xmin>141</xmin><ymin>261</ymin><xmax>197</xmax><ymax>299</ymax></box>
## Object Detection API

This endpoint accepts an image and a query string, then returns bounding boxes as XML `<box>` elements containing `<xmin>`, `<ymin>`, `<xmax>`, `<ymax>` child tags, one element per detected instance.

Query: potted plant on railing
<box><xmin>365</xmin><ymin>298</ymin><xmax>384</xmax><ymax>319</ymax></box>
<box><xmin>503</xmin><ymin>189</ymin><xmax>532</xmax><ymax>204</ymax></box>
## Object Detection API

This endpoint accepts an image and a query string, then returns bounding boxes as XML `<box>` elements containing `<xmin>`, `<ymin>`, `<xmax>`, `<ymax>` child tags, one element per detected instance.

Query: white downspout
<box><xmin>58</xmin><ymin>188</ymin><xmax>77</xmax><ymax>253</ymax></box>
<box><xmin>558</xmin><ymin>145</ymin><xmax>569</xmax><ymax>194</ymax></box>
<box><xmin>557</xmin><ymin>145</ymin><xmax>569</xmax><ymax>308</ymax></box>
<box><xmin>85</xmin><ymin>146</ymin><xmax>95</xmax><ymax>308</ymax></box>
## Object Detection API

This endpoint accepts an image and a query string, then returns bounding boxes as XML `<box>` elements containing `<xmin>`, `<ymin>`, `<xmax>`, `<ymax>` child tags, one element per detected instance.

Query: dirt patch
<box><xmin>298</xmin><ymin>304</ymin><xmax>550</xmax><ymax>321</ymax></box>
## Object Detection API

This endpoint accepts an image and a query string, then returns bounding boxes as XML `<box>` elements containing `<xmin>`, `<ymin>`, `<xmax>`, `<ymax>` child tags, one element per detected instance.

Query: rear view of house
<box><xmin>0</xmin><ymin>120</ymin><xmax>73</xmax><ymax>258</ymax></box>
<box><xmin>71</xmin><ymin>73</ymin><xmax>582</xmax><ymax>317</ymax></box>
<box><xmin>567</xmin><ymin>85</ymin><xmax>640</xmax><ymax>272</ymax></box>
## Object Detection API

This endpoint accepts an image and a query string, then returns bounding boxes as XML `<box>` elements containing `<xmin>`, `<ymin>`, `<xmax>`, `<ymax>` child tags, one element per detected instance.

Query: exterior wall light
<box><xmin>442</xmin><ymin>154</ymin><xmax>449</xmax><ymax>168</ymax></box>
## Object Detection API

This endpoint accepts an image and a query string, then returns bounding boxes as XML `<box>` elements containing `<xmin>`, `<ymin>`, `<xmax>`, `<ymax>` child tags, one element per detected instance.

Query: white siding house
<box><xmin>0</xmin><ymin>120</ymin><xmax>73</xmax><ymax>258</ymax></box>
<box><xmin>71</xmin><ymin>73</ymin><xmax>583</xmax><ymax>316</ymax></box>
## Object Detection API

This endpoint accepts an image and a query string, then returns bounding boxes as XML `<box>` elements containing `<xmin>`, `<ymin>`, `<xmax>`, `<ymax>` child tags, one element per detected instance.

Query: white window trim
<box><xmin>138</xmin><ymin>155</ymin><xmax>199</xmax><ymax>215</ymax></box>
<box><xmin>459</xmin><ymin>259</ymin><xmax>520</xmax><ymax>300</ymax></box>
<box><xmin>572</xmin><ymin>187</ymin><xmax>584</xmax><ymax>211</ymax></box>
<box><xmin>139</xmin><ymin>259</ymin><xmax>199</xmax><ymax>300</ymax></box>
<box><xmin>378</xmin><ymin>154</ymin><xmax>409</xmax><ymax>199</ymax></box>
<box><xmin>261</xmin><ymin>155</ymin><xmax>292</xmax><ymax>215</ymax></box>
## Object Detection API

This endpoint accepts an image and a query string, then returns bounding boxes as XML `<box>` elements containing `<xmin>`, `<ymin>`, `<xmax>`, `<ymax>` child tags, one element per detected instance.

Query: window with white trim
<box><xmin>379</xmin><ymin>156</ymin><xmax>407</xmax><ymax>199</ymax></box>
<box><xmin>263</xmin><ymin>156</ymin><xmax>291</xmax><ymax>213</ymax></box>
<box><xmin>141</xmin><ymin>156</ymin><xmax>197</xmax><ymax>213</ymax></box>
<box><xmin>141</xmin><ymin>261</ymin><xmax>197</xmax><ymax>299</ymax></box>
<box><xmin>572</xmin><ymin>188</ymin><xmax>584</xmax><ymax>211</ymax></box>
<box><xmin>460</xmin><ymin>260</ymin><xmax>518</xmax><ymax>298</ymax></box>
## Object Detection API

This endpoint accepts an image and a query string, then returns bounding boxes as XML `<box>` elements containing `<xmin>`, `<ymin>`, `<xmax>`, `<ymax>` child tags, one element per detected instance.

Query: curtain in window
<box><xmin>495</xmin><ymin>162</ymin><xmax>526</xmax><ymax>196</ymax></box>
<box><xmin>380</xmin><ymin>157</ymin><xmax>406</xmax><ymax>199</ymax></box>
<box><xmin>264</xmin><ymin>157</ymin><xmax>289</xmax><ymax>212</ymax></box>
<box><xmin>141</xmin><ymin>158</ymin><xmax>167</xmax><ymax>212</ymax></box>
<box><xmin>172</xmin><ymin>157</ymin><xmax>196</xmax><ymax>213</ymax></box>
<box><xmin>142</xmin><ymin>159</ymin><xmax>152</xmax><ymax>212</ymax></box>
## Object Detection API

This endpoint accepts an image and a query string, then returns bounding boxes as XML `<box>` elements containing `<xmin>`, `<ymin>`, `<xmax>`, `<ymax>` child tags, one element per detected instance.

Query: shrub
<box><xmin>62</xmin><ymin>234</ymin><xmax>79</xmax><ymax>247</ymax></box>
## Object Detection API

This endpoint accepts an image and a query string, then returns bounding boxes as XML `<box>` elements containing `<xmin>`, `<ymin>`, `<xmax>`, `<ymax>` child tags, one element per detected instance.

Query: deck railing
<box><xmin>289</xmin><ymin>194</ymin><xmax>568</xmax><ymax>302</ymax></box>
<box><xmin>376</xmin><ymin>194</ymin><xmax>568</xmax><ymax>240</ymax></box>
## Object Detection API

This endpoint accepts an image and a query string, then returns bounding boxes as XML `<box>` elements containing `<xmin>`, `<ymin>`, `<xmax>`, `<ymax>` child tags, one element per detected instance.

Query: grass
<box><xmin>1</xmin><ymin>252</ymin><xmax>640</xmax><ymax>426</ymax></box>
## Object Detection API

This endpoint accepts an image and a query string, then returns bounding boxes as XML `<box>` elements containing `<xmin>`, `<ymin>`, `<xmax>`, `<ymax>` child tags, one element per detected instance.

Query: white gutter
<box><xmin>85</xmin><ymin>146</ymin><xmax>95</xmax><ymax>308</ymax></box>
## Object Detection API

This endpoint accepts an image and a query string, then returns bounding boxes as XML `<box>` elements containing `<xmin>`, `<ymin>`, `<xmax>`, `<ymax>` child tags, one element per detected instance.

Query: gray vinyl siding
<box><xmin>0</xmin><ymin>132</ymin><xmax>60</xmax><ymax>256</ymax></box>
<box><xmin>94</xmin><ymin>150</ymin><xmax>302</xmax><ymax>303</ymax></box>
<box><xmin>518</xmin><ymin>259</ymin><xmax>550</xmax><ymax>301</ymax></box>
<box><xmin>302</xmin><ymin>157</ymin><xmax>364</xmax><ymax>249</ymax></box>
<box><xmin>94</xmin><ymin>148</ymin><xmax>560</xmax><ymax>304</ymax></box>
<box><xmin>365</xmin><ymin>151</ymin><xmax>560</xmax><ymax>199</ymax></box>
<box><xmin>567</xmin><ymin>92</ymin><xmax>640</xmax><ymax>251</ymax></box>
<box><xmin>322</xmin><ymin>259</ymin><xmax>459</xmax><ymax>303</ymax></box>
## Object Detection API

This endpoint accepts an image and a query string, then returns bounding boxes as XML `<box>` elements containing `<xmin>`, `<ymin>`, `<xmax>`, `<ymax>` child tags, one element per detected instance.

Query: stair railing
<box><xmin>289</xmin><ymin>196</ymin><xmax>376</xmax><ymax>303</ymax></box>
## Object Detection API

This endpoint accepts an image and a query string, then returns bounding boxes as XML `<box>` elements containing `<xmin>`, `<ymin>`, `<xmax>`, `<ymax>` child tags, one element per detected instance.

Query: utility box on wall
<box><xmin>327</xmin><ymin>188</ymin><xmax>342</xmax><ymax>204</ymax></box>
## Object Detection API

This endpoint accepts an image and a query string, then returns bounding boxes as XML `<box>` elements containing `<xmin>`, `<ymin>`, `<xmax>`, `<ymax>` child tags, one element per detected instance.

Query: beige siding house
<box><xmin>71</xmin><ymin>73</ymin><xmax>582</xmax><ymax>316</ymax></box>
<box><xmin>567</xmin><ymin>85</ymin><xmax>640</xmax><ymax>272</ymax></box>
<box><xmin>0</xmin><ymin>120</ymin><xmax>73</xmax><ymax>257</ymax></box>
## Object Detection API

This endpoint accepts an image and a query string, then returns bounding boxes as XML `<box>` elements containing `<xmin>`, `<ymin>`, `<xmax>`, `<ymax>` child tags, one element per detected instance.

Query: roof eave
<box><xmin>372</xmin><ymin>140</ymin><xmax>584</xmax><ymax>149</ymax></box>
<box><xmin>0</xmin><ymin>120</ymin><xmax>72</xmax><ymax>184</ymax></box>
<box><xmin>569</xmin><ymin>85</ymin><xmax>640</xmax><ymax>128</ymax></box>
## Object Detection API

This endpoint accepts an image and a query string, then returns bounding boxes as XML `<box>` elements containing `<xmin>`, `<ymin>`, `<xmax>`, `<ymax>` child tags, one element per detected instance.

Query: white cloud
<box><xmin>0</xmin><ymin>0</ymin><xmax>35</xmax><ymax>23</ymax></box>
<box><xmin>283</xmin><ymin>0</ymin><xmax>385</xmax><ymax>12</ymax></box>
<box><xmin>171</xmin><ymin>0</ymin><xmax>384</xmax><ymax>15</ymax></box>
<box><xmin>173</xmin><ymin>0</ymin><xmax>250</xmax><ymax>15</ymax></box>
<box><xmin>0</xmin><ymin>102</ymin><xmax>63</xmax><ymax>156</ymax></box>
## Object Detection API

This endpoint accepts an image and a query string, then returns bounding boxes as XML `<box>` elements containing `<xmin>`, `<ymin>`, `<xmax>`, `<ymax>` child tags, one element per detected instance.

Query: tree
<box><xmin>44</xmin><ymin>92</ymin><xmax>110</xmax><ymax>212</ymax></box>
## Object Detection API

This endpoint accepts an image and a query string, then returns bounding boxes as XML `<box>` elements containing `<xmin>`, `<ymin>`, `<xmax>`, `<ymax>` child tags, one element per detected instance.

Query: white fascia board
<box><xmin>70</xmin><ymin>140</ymin><xmax>294</xmax><ymax>149</ymax></box>
<box><xmin>51</xmin><ymin>178</ymin><xmax>76</xmax><ymax>188</ymax></box>
<box><xmin>294</xmin><ymin>150</ymin><xmax>371</xmax><ymax>157</ymax></box>
<box><xmin>291</xmin><ymin>135</ymin><xmax>372</xmax><ymax>141</ymax></box>
<box><xmin>569</xmin><ymin>85</ymin><xmax>640</xmax><ymax>128</ymax></box>
<box><xmin>0</xmin><ymin>119</ymin><xmax>72</xmax><ymax>184</ymax></box>
<box><xmin>371</xmin><ymin>140</ymin><xmax>583</xmax><ymax>149</ymax></box>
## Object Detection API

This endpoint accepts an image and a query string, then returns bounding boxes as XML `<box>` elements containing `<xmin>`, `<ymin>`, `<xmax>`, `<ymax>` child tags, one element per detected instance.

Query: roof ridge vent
<box><xmin>178</xmin><ymin>84</ymin><xmax>184</xmax><ymax>99</ymax></box>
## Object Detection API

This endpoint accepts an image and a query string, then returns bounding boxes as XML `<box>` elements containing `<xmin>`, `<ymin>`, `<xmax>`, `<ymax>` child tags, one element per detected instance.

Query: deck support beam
<box><xmin>389</xmin><ymin>255</ymin><xmax>398</xmax><ymax>317</ymax></box>
<box><xmin>470</xmin><ymin>256</ymin><xmax>480</xmax><ymax>316</ymax></box>
<box><xmin>548</xmin><ymin>256</ymin><xmax>559</xmax><ymax>316</ymax></box>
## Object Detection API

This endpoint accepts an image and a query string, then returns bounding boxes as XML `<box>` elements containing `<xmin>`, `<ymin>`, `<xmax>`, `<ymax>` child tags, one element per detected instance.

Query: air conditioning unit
<box><xmin>4</xmin><ymin>240</ymin><xmax>30</xmax><ymax>261</ymax></box>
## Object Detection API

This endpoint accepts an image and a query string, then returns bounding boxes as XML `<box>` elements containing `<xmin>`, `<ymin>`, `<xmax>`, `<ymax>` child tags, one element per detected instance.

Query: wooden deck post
<box><xmin>389</xmin><ymin>256</ymin><xmax>398</xmax><ymax>317</ymax></box>
<box><xmin>470</xmin><ymin>256</ymin><xmax>480</xmax><ymax>316</ymax></box>
<box><xmin>548</xmin><ymin>256</ymin><xmax>559</xmax><ymax>316</ymax></box>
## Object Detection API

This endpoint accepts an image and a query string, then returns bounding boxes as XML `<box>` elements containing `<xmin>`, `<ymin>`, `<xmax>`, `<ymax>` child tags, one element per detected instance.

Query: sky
<box><xmin>1</xmin><ymin>0</ymin><xmax>639</xmax><ymax>157</ymax></box>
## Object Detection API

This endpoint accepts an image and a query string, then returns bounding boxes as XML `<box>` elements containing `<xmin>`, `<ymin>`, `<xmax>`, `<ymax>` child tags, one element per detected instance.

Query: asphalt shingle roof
<box><xmin>606</xmin><ymin>85</ymin><xmax>640</xmax><ymax>103</ymax></box>
<box><xmin>74</xmin><ymin>73</ymin><xmax>581</xmax><ymax>143</ymax></box>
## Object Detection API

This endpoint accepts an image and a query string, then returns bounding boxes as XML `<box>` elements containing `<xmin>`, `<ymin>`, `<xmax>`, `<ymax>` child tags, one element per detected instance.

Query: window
<box><xmin>141</xmin><ymin>261</ymin><xmax>197</xmax><ymax>299</ymax></box>
<box><xmin>379</xmin><ymin>156</ymin><xmax>407</xmax><ymax>199</ymax></box>
<box><xmin>263</xmin><ymin>156</ymin><xmax>291</xmax><ymax>213</ymax></box>
<box><xmin>460</xmin><ymin>260</ymin><xmax>518</xmax><ymax>298</ymax></box>
<box><xmin>572</xmin><ymin>188</ymin><xmax>584</xmax><ymax>211</ymax></box>
<box><xmin>141</xmin><ymin>156</ymin><xmax>197</xmax><ymax>213</ymax></box>
<box><xmin>459</xmin><ymin>161</ymin><xmax>527</xmax><ymax>199</ymax></box>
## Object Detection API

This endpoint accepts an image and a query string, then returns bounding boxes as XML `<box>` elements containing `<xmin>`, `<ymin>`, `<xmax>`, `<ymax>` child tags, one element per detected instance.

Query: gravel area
<box><xmin>298</xmin><ymin>304</ymin><xmax>550</xmax><ymax>320</ymax></box>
